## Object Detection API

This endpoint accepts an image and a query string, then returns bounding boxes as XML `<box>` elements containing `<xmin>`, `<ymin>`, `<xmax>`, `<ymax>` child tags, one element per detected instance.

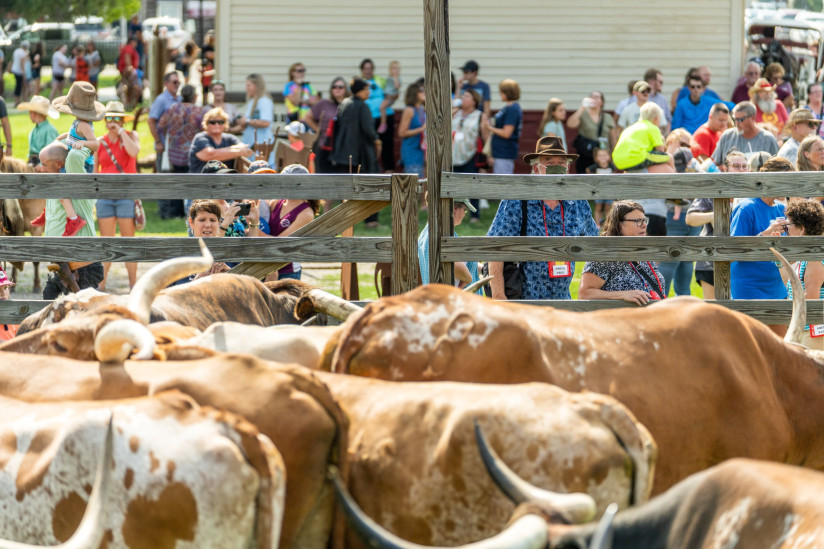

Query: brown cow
<box><xmin>335</xmin><ymin>427</ymin><xmax>824</xmax><ymax>549</ymax></box>
<box><xmin>0</xmin><ymin>390</ymin><xmax>283</xmax><ymax>548</ymax></box>
<box><xmin>0</xmin><ymin>156</ymin><xmax>43</xmax><ymax>293</ymax></box>
<box><xmin>0</xmin><ymin>351</ymin><xmax>349</xmax><ymax>549</ymax></box>
<box><xmin>315</xmin><ymin>372</ymin><xmax>654</xmax><ymax>547</ymax></box>
<box><xmin>323</xmin><ymin>252</ymin><xmax>824</xmax><ymax>496</ymax></box>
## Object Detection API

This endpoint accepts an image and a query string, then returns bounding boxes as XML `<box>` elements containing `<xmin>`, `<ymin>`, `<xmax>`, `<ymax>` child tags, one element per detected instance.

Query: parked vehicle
<box><xmin>142</xmin><ymin>16</ymin><xmax>192</xmax><ymax>51</ymax></box>
<box><xmin>747</xmin><ymin>17</ymin><xmax>824</xmax><ymax>103</ymax></box>
<box><xmin>4</xmin><ymin>22</ymin><xmax>74</xmax><ymax>66</ymax></box>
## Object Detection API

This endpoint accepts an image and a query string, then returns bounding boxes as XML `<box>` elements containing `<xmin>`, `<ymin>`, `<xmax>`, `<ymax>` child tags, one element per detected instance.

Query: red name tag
<box><xmin>810</xmin><ymin>325</ymin><xmax>824</xmax><ymax>338</ymax></box>
<box><xmin>549</xmin><ymin>261</ymin><xmax>572</xmax><ymax>278</ymax></box>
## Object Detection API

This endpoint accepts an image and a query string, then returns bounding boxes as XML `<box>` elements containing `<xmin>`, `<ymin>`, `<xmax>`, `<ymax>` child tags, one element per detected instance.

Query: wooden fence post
<box><xmin>422</xmin><ymin>0</ymin><xmax>453</xmax><ymax>286</ymax></box>
<box><xmin>391</xmin><ymin>174</ymin><xmax>419</xmax><ymax>295</ymax></box>
<box><xmin>713</xmin><ymin>197</ymin><xmax>732</xmax><ymax>300</ymax></box>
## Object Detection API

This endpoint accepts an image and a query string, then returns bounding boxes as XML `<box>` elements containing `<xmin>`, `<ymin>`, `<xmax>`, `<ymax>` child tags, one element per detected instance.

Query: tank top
<box><xmin>401</xmin><ymin>106</ymin><xmax>425</xmax><ymax>167</ymax></box>
<box><xmin>269</xmin><ymin>200</ymin><xmax>312</xmax><ymax>274</ymax></box>
<box><xmin>786</xmin><ymin>261</ymin><xmax>824</xmax><ymax>330</ymax></box>
<box><xmin>66</xmin><ymin>120</ymin><xmax>95</xmax><ymax>171</ymax></box>
<box><xmin>99</xmin><ymin>134</ymin><xmax>138</xmax><ymax>173</ymax></box>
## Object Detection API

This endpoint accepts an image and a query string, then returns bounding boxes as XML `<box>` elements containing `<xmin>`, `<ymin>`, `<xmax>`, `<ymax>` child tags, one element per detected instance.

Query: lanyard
<box><xmin>542</xmin><ymin>202</ymin><xmax>572</xmax><ymax>278</ymax></box>
<box><xmin>628</xmin><ymin>261</ymin><xmax>665</xmax><ymax>298</ymax></box>
<box><xmin>541</xmin><ymin>201</ymin><xmax>565</xmax><ymax>237</ymax></box>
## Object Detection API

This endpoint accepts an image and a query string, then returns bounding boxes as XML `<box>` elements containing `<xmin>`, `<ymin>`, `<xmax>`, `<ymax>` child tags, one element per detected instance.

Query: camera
<box><xmin>236</xmin><ymin>202</ymin><xmax>251</xmax><ymax>216</ymax></box>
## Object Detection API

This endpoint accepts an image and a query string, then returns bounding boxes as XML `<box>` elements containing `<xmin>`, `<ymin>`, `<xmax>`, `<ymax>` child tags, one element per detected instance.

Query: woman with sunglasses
<box><xmin>284</xmin><ymin>62</ymin><xmax>319</xmax><ymax>123</ymax></box>
<box><xmin>578</xmin><ymin>200</ymin><xmax>666</xmax><ymax>305</ymax></box>
<box><xmin>95</xmin><ymin>101</ymin><xmax>141</xmax><ymax>290</ymax></box>
<box><xmin>207</xmin><ymin>80</ymin><xmax>240</xmax><ymax>134</ymax></box>
<box><xmin>303</xmin><ymin>77</ymin><xmax>349</xmax><ymax>174</ymax></box>
<box><xmin>188</xmin><ymin>107</ymin><xmax>252</xmax><ymax>175</ymax></box>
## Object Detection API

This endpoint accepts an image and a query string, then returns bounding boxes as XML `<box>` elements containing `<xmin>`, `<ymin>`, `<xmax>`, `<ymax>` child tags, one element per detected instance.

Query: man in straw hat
<box><xmin>32</xmin><ymin>81</ymin><xmax>106</xmax><ymax>237</ymax></box>
<box><xmin>749</xmin><ymin>77</ymin><xmax>789</xmax><ymax>132</ymax></box>
<box><xmin>485</xmin><ymin>136</ymin><xmax>598</xmax><ymax>300</ymax></box>
<box><xmin>778</xmin><ymin>108</ymin><xmax>821</xmax><ymax>162</ymax></box>
<box><xmin>17</xmin><ymin>95</ymin><xmax>59</xmax><ymax>166</ymax></box>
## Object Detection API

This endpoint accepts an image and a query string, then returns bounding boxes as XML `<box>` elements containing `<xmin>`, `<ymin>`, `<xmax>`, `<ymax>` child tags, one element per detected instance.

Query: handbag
<box><xmin>482</xmin><ymin>201</ymin><xmax>528</xmax><ymax>299</ymax></box>
<box><xmin>134</xmin><ymin>200</ymin><xmax>146</xmax><ymax>231</ymax></box>
<box><xmin>101</xmin><ymin>138</ymin><xmax>145</xmax><ymax>231</ymax></box>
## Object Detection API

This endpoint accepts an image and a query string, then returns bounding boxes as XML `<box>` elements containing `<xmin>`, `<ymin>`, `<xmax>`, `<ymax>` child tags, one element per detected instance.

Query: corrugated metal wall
<box><xmin>216</xmin><ymin>0</ymin><xmax>745</xmax><ymax>112</ymax></box>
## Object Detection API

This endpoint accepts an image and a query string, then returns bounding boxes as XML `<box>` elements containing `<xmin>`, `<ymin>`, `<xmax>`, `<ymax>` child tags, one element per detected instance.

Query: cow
<box><xmin>313</xmin><ymin>372</ymin><xmax>655</xmax><ymax>547</ymax></box>
<box><xmin>88</xmin><ymin>320</ymin><xmax>654</xmax><ymax>548</ymax></box>
<box><xmin>0</xmin><ymin>351</ymin><xmax>349</xmax><ymax>549</ymax></box>
<box><xmin>334</xmin><ymin>425</ymin><xmax>824</xmax><ymax>549</ymax></box>
<box><xmin>0</xmin><ymin>390</ymin><xmax>284</xmax><ymax>548</ymax></box>
<box><xmin>4</xmin><ymin>241</ymin><xmax>355</xmax><ymax>361</ymax></box>
<box><xmin>0</xmin><ymin>155</ymin><xmax>43</xmax><ymax>293</ymax></box>
<box><xmin>0</xmin><ymin>413</ymin><xmax>113</xmax><ymax>549</ymax></box>
<box><xmin>323</xmin><ymin>250</ymin><xmax>824</xmax><ymax>496</ymax></box>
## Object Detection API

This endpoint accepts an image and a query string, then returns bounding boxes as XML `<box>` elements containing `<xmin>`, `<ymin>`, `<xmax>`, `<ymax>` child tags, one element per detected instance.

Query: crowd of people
<box><xmin>3</xmin><ymin>34</ymin><xmax>824</xmax><ymax>319</ymax></box>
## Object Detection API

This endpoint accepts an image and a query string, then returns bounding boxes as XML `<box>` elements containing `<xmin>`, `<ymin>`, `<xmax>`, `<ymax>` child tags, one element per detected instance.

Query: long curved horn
<box><xmin>95</xmin><ymin>319</ymin><xmax>156</xmax><ymax>363</ymax></box>
<box><xmin>474</xmin><ymin>420</ymin><xmax>596</xmax><ymax>524</ymax></box>
<box><xmin>588</xmin><ymin>503</ymin><xmax>617</xmax><ymax>549</ymax></box>
<box><xmin>0</xmin><ymin>416</ymin><xmax>114</xmax><ymax>549</ymax></box>
<box><xmin>328</xmin><ymin>465</ymin><xmax>548</xmax><ymax>549</ymax></box>
<box><xmin>127</xmin><ymin>239</ymin><xmax>214</xmax><ymax>324</ymax></box>
<box><xmin>464</xmin><ymin>276</ymin><xmax>493</xmax><ymax>294</ymax></box>
<box><xmin>304</xmin><ymin>289</ymin><xmax>363</xmax><ymax>322</ymax></box>
<box><xmin>771</xmin><ymin>248</ymin><xmax>806</xmax><ymax>345</ymax></box>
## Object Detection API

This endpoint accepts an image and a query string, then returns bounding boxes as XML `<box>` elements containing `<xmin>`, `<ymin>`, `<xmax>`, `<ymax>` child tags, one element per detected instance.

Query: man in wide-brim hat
<box><xmin>523</xmin><ymin>135</ymin><xmax>578</xmax><ymax>175</ymax></box>
<box><xmin>485</xmin><ymin>135</ymin><xmax>598</xmax><ymax>301</ymax></box>
<box><xmin>17</xmin><ymin>95</ymin><xmax>59</xmax><ymax>166</ymax></box>
<box><xmin>778</xmin><ymin>108</ymin><xmax>821</xmax><ymax>162</ymax></box>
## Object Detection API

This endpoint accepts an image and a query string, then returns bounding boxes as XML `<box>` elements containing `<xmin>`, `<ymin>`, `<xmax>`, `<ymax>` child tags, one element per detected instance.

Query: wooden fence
<box><xmin>432</xmin><ymin>170</ymin><xmax>824</xmax><ymax>323</ymax></box>
<box><xmin>0</xmin><ymin>172</ymin><xmax>421</xmax><ymax>323</ymax></box>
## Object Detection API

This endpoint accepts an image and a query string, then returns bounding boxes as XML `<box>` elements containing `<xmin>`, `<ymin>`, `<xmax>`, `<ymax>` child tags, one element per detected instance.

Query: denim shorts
<box><xmin>97</xmin><ymin>199</ymin><xmax>135</xmax><ymax>219</ymax></box>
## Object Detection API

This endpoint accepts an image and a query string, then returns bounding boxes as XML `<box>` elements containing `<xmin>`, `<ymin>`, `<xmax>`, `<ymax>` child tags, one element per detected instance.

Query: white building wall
<box><xmin>217</xmin><ymin>0</ymin><xmax>746</xmax><ymax>112</ymax></box>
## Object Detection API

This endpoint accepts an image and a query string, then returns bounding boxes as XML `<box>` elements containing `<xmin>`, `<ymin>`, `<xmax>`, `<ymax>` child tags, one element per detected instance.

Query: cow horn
<box><xmin>771</xmin><ymin>248</ymin><xmax>806</xmax><ymax>346</ymax></box>
<box><xmin>588</xmin><ymin>503</ymin><xmax>618</xmax><ymax>549</ymax></box>
<box><xmin>463</xmin><ymin>276</ymin><xmax>493</xmax><ymax>294</ymax></box>
<box><xmin>95</xmin><ymin>319</ymin><xmax>156</xmax><ymax>363</ymax></box>
<box><xmin>304</xmin><ymin>289</ymin><xmax>363</xmax><ymax>322</ymax></box>
<box><xmin>327</xmin><ymin>465</ymin><xmax>548</xmax><ymax>549</ymax></box>
<box><xmin>0</xmin><ymin>416</ymin><xmax>114</xmax><ymax>549</ymax></box>
<box><xmin>128</xmin><ymin>239</ymin><xmax>214</xmax><ymax>324</ymax></box>
<box><xmin>474</xmin><ymin>420</ymin><xmax>597</xmax><ymax>524</ymax></box>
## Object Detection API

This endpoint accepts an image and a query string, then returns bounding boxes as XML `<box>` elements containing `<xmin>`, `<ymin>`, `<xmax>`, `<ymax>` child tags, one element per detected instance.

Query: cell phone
<box><xmin>236</xmin><ymin>202</ymin><xmax>251</xmax><ymax>216</ymax></box>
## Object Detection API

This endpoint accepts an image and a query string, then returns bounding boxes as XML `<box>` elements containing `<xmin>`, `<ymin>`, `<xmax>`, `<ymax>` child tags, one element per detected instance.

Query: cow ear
<box><xmin>294</xmin><ymin>296</ymin><xmax>316</xmax><ymax>322</ymax></box>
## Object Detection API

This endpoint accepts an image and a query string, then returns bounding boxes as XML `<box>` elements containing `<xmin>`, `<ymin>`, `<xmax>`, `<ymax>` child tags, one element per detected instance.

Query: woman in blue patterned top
<box><xmin>579</xmin><ymin>200</ymin><xmax>666</xmax><ymax>306</ymax></box>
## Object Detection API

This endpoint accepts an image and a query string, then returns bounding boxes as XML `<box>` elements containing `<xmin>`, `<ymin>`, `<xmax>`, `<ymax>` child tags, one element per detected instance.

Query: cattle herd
<box><xmin>0</xmin><ymin>241</ymin><xmax>822</xmax><ymax>548</ymax></box>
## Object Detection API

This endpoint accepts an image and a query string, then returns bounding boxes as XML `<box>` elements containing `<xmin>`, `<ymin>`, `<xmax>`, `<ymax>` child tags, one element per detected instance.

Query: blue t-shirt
<box><xmin>730</xmin><ymin>198</ymin><xmax>787</xmax><ymax>299</ymax></box>
<box><xmin>460</xmin><ymin>80</ymin><xmax>491</xmax><ymax>113</ymax></box>
<box><xmin>365</xmin><ymin>79</ymin><xmax>390</xmax><ymax>119</ymax></box>
<box><xmin>672</xmin><ymin>95</ymin><xmax>720</xmax><ymax>135</ymax></box>
<box><xmin>487</xmin><ymin>200</ymin><xmax>599</xmax><ymax>299</ymax></box>
<box><xmin>490</xmin><ymin>103</ymin><xmax>522</xmax><ymax>160</ymax></box>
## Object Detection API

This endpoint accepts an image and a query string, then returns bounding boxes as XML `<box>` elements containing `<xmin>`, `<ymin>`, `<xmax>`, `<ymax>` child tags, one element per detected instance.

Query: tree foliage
<box><xmin>2</xmin><ymin>0</ymin><xmax>142</xmax><ymax>24</ymax></box>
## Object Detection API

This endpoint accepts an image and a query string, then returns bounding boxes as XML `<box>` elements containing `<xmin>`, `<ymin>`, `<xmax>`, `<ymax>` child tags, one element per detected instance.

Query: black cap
<box><xmin>350</xmin><ymin>78</ymin><xmax>369</xmax><ymax>95</ymax></box>
<box><xmin>461</xmin><ymin>60</ymin><xmax>479</xmax><ymax>73</ymax></box>
<box><xmin>201</xmin><ymin>160</ymin><xmax>237</xmax><ymax>174</ymax></box>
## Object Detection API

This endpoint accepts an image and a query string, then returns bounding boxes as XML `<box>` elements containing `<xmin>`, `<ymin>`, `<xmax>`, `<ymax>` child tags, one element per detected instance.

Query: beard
<box><xmin>757</xmin><ymin>97</ymin><xmax>776</xmax><ymax>114</ymax></box>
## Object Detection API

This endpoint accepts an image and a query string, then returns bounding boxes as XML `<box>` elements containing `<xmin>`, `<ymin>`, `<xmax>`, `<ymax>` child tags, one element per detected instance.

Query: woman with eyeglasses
<box><xmin>776</xmin><ymin>199</ymin><xmax>824</xmax><ymax>348</ymax></box>
<box><xmin>188</xmin><ymin>107</ymin><xmax>253</xmax><ymax>175</ymax></box>
<box><xmin>95</xmin><ymin>101</ymin><xmax>141</xmax><ymax>290</ymax></box>
<box><xmin>578</xmin><ymin>200</ymin><xmax>666</xmax><ymax>305</ymax></box>
<box><xmin>303</xmin><ymin>77</ymin><xmax>349</xmax><ymax>174</ymax></box>
<box><xmin>157</xmin><ymin>84</ymin><xmax>206</xmax><ymax>174</ymax></box>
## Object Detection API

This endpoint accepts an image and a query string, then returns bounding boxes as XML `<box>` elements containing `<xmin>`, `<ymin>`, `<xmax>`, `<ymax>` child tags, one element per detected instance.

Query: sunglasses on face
<box><xmin>689</xmin><ymin>85</ymin><xmax>704</xmax><ymax>90</ymax></box>
<box><xmin>105</xmin><ymin>116</ymin><xmax>123</xmax><ymax>122</ymax></box>
<box><xmin>207</xmin><ymin>119</ymin><xmax>226</xmax><ymax>125</ymax></box>
<box><xmin>295</xmin><ymin>68</ymin><xmax>306</xmax><ymax>73</ymax></box>
<box><xmin>734</xmin><ymin>115</ymin><xmax>751</xmax><ymax>123</ymax></box>
<box><xmin>331</xmin><ymin>85</ymin><xmax>345</xmax><ymax>89</ymax></box>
